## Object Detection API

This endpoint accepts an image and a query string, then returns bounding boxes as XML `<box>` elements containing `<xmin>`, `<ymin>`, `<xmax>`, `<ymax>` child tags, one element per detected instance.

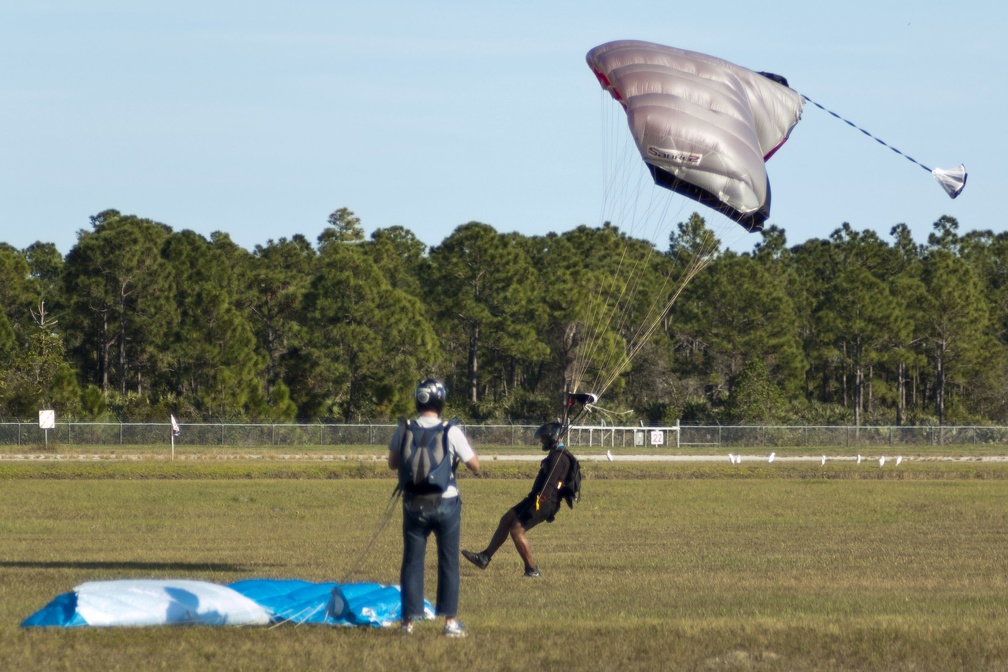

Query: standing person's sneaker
<box><xmin>524</xmin><ymin>566</ymin><xmax>541</xmax><ymax>578</ymax></box>
<box><xmin>462</xmin><ymin>549</ymin><xmax>490</xmax><ymax>569</ymax></box>
<box><xmin>401</xmin><ymin>619</ymin><xmax>413</xmax><ymax>635</ymax></box>
<box><xmin>443</xmin><ymin>620</ymin><xmax>467</xmax><ymax>637</ymax></box>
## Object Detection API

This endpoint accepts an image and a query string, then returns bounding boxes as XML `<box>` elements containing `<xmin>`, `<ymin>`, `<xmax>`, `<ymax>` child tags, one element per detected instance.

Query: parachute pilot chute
<box><xmin>799</xmin><ymin>95</ymin><xmax>967</xmax><ymax>199</ymax></box>
<box><xmin>931</xmin><ymin>164</ymin><xmax>967</xmax><ymax>199</ymax></box>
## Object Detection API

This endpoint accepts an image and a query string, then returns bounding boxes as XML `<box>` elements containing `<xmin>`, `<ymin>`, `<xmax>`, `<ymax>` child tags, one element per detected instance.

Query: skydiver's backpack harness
<box><xmin>559</xmin><ymin>448</ymin><xmax>582</xmax><ymax>509</ymax></box>
<box><xmin>536</xmin><ymin>445</ymin><xmax>582</xmax><ymax>518</ymax></box>
<box><xmin>397</xmin><ymin>418</ymin><xmax>459</xmax><ymax>511</ymax></box>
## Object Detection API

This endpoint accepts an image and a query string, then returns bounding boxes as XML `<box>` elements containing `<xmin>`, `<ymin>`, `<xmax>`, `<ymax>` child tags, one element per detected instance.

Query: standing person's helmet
<box><xmin>534</xmin><ymin>422</ymin><xmax>563</xmax><ymax>451</ymax></box>
<box><xmin>415</xmin><ymin>379</ymin><xmax>447</xmax><ymax>414</ymax></box>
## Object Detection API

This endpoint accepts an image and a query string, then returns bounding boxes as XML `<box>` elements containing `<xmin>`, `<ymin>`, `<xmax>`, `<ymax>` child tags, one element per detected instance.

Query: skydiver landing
<box><xmin>462</xmin><ymin>422</ymin><xmax>575</xmax><ymax>578</ymax></box>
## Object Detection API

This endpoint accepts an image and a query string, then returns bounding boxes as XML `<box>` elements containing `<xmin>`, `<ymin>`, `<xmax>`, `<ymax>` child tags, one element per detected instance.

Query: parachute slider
<box><xmin>560</xmin><ymin>392</ymin><xmax>597</xmax><ymax>433</ymax></box>
<box><xmin>566</xmin><ymin>392</ymin><xmax>598</xmax><ymax>408</ymax></box>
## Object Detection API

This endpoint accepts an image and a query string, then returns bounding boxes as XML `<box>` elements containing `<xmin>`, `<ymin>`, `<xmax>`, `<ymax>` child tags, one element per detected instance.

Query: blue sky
<box><xmin>2</xmin><ymin>1</ymin><xmax>1000</xmax><ymax>256</ymax></box>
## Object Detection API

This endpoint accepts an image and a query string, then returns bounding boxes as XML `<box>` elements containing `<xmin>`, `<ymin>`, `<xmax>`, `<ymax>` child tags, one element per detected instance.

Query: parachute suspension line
<box><xmin>580</xmin><ymin>179</ymin><xmax>718</xmax><ymax>403</ymax></box>
<box><xmin>587</xmin><ymin>197</ymin><xmax>663</xmax><ymax>392</ymax></box>
<box><xmin>570</xmin><ymin>107</ymin><xmax>653</xmax><ymax>396</ymax></box>
<box><xmin>592</xmin><ymin>226</ymin><xmax>718</xmax><ymax>400</ymax></box>
<box><xmin>591</xmin><ymin>197</ymin><xmax>686</xmax><ymax>397</ymax></box>
<box><xmin>267</xmin><ymin>600</ymin><xmax>329</xmax><ymax>630</ymax></box>
<box><xmin>589</xmin><ymin>402</ymin><xmax>633</xmax><ymax>425</ymax></box>
<box><xmin>578</xmin><ymin>96</ymin><xmax>727</xmax><ymax>405</ymax></box>
<box><xmin>800</xmin><ymin>94</ymin><xmax>933</xmax><ymax>173</ymax></box>
<box><xmin>574</xmin><ymin>140</ymin><xmax>680</xmax><ymax>400</ymax></box>
<box><xmin>339</xmin><ymin>485</ymin><xmax>402</xmax><ymax>585</ymax></box>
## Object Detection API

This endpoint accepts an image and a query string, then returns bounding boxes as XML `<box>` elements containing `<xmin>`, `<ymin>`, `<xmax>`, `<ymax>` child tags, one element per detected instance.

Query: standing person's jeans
<box><xmin>400</xmin><ymin>495</ymin><xmax>461</xmax><ymax>620</ymax></box>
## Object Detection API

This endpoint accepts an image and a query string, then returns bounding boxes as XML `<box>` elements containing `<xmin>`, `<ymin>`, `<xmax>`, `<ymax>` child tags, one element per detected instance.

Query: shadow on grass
<box><xmin>0</xmin><ymin>560</ymin><xmax>265</xmax><ymax>572</ymax></box>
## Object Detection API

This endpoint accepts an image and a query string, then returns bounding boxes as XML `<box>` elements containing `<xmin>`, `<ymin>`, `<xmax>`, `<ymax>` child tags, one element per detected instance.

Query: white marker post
<box><xmin>170</xmin><ymin>415</ymin><xmax>181</xmax><ymax>461</ymax></box>
<box><xmin>39</xmin><ymin>409</ymin><xmax>55</xmax><ymax>449</ymax></box>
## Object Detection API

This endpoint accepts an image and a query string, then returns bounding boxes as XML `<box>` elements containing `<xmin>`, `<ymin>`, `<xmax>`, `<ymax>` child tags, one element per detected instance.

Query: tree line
<box><xmin>0</xmin><ymin>207</ymin><xmax>1003</xmax><ymax>426</ymax></box>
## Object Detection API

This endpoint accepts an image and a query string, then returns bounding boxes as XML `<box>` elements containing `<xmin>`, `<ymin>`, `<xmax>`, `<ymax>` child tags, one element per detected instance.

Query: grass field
<box><xmin>1</xmin><ymin>451</ymin><xmax>1007</xmax><ymax>671</ymax></box>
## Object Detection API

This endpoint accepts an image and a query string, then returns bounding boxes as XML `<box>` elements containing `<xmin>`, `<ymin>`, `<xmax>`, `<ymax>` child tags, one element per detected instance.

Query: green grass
<box><xmin>1</xmin><ymin>458</ymin><xmax>1007</xmax><ymax>670</ymax></box>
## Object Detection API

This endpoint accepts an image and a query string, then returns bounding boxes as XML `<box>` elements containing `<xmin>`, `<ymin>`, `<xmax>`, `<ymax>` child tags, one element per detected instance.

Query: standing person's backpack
<box><xmin>559</xmin><ymin>449</ymin><xmax>582</xmax><ymax>509</ymax></box>
<box><xmin>397</xmin><ymin>418</ymin><xmax>458</xmax><ymax>499</ymax></box>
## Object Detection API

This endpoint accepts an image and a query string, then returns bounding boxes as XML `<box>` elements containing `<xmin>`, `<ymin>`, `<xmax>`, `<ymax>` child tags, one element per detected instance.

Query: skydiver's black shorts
<box><xmin>513</xmin><ymin>494</ymin><xmax>559</xmax><ymax>531</ymax></box>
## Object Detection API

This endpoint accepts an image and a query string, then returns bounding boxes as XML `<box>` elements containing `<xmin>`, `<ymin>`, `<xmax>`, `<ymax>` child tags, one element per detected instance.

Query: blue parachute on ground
<box><xmin>21</xmin><ymin>579</ymin><xmax>433</xmax><ymax>628</ymax></box>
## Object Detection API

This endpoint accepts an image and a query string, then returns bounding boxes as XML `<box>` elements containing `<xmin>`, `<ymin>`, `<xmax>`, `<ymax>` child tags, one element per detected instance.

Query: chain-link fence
<box><xmin>676</xmin><ymin>424</ymin><xmax>1008</xmax><ymax>448</ymax></box>
<box><xmin>2</xmin><ymin>421</ymin><xmax>1008</xmax><ymax>448</ymax></box>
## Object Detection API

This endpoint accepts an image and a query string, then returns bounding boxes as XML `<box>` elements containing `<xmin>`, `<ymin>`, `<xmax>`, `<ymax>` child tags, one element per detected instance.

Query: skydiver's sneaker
<box><xmin>524</xmin><ymin>566</ymin><xmax>541</xmax><ymax>578</ymax></box>
<box><xmin>462</xmin><ymin>549</ymin><xmax>490</xmax><ymax>570</ymax></box>
<box><xmin>401</xmin><ymin>620</ymin><xmax>413</xmax><ymax>635</ymax></box>
<box><xmin>443</xmin><ymin>620</ymin><xmax>467</xmax><ymax>638</ymax></box>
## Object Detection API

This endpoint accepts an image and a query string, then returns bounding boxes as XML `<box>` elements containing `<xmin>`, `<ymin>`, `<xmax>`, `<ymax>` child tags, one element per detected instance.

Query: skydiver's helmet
<box><xmin>415</xmin><ymin>378</ymin><xmax>446</xmax><ymax>414</ymax></box>
<box><xmin>533</xmin><ymin>422</ymin><xmax>563</xmax><ymax>451</ymax></box>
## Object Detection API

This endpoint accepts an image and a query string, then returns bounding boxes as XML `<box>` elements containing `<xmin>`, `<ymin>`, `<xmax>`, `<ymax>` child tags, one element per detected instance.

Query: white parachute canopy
<box><xmin>587</xmin><ymin>40</ymin><xmax>805</xmax><ymax>232</ymax></box>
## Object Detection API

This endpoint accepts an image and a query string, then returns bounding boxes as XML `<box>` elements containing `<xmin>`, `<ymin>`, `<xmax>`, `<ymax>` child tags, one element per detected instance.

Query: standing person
<box><xmin>388</xmin><ymin>378</ymin><xmax>480</xmax><ymax>637</ymax></box>
<box><xmin>462</xmin><ymin>422</ymin><xmax>573</xmax><ymax>578</ymax></box>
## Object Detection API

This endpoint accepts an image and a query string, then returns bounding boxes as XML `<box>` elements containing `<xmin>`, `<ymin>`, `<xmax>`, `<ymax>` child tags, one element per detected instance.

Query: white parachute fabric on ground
<box><xmin>586</xmin><ymin>40</ymin><xmax>804</xmax><ymax>231</ymax></box>
<box><xmin>22</xmin><ymin>579</ymin><xmax>430</xmax><ymax>628</ymax></box>
<box><xmin>28</xmin><ymin>580</ymin><xmax>272</xmax><ymax>627</ymax></box>
<box><xmin>932</xmin><ymin>164</ymin><xmax>967</xmax><ymax>199</ymax></box>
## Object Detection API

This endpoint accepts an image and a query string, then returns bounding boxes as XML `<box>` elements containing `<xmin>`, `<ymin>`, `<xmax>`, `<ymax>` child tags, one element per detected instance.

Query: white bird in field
<box><xmin>606</xmin><ymin>450</ymin><xmax>614</xmax><ymax>462</ymax></box>
<box><xmin>768</xmin><ymin>452</ymin><xmax>775</xmax><ymax>463</ymax></box>
<box><xmin>821</xmin><ymin>455</ymin><xmax>826</xmax><ymax>466</ymax></box>
<box><xmin>728</xmin><ymin>454</ymin><xmax>735</xmax><ymax>464</ymax></box>
<box><xmin>857</xmin><ymin>454</ymin><xmax>863</xmax><ymax>464</ymax></box>
<box><xmin>879</xmin><ymin>456</ymin><xmax>886</xmax><ymax>467</ymax></box>
<box><xmin>895</xmin><ymin>456</ymin><xmax>903</xmax><ymax>466</ymax></box>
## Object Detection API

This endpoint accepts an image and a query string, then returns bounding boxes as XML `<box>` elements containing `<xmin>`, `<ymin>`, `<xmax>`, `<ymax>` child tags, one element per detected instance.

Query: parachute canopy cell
<box><xmin>587</xmin><ymin>40</ymin><xmax>805</xmax><ymax>232</ymax></box>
